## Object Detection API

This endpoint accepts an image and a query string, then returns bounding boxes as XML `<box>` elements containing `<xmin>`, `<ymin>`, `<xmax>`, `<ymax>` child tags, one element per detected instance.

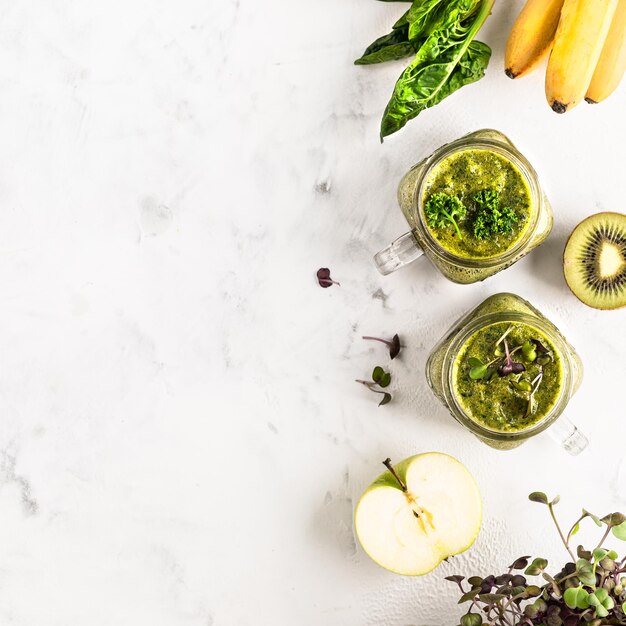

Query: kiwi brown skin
<box><xmin>563</xmin><ymin>212</ymin><xmax>626</xmax><ymax>311</ymax></box>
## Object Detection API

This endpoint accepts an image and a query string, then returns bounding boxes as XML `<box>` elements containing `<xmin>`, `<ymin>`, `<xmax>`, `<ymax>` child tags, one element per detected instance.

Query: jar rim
<box><xmin>413</xmin><ymin>133</ymin><xmax>542</xmax><ymax>269</ymax></box>
<box><xmin>442</xmin><ymin>311</ymin><xmax>575</xmax><ymax>442</ymax></box>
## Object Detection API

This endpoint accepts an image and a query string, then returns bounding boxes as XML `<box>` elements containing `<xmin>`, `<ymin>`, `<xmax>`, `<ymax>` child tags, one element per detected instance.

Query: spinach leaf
<box><xmin>406</xmin><ymin>0</ymin><xmax>450</xmax><ymax>41</ymax></box>
<box><xmin>380</xmin><ymin>0</ymin><xmax>494</xmax><ymax>139</ymax></box>
<box><xmin>355</xmin><ymin>22</ymin><xmax>415</xmax><ymax>65</ymax></box>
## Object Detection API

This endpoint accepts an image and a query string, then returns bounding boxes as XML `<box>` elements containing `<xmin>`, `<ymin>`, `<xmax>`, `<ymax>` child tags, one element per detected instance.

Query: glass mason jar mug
<box><xmin>425</xmin><ymin>293</ymin><xmax>588</xmax><ymax>454</ymax></box>
<box><xmin>374</xmin><ymin>129</ymin><xmax>554</xmax><ymax>283</ymax></box>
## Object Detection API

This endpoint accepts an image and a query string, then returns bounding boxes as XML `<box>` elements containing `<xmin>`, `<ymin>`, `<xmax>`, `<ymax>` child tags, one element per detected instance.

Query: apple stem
<box><xmin>383</xmin><ymin>458</ymin><xmax>407</xmax><ymax>493</ymax></box>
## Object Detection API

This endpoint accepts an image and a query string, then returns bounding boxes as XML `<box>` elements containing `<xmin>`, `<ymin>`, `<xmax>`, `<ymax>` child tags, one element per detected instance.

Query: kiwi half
<box><xmin>563</xmin><ymin>212</ymin><xmax>626</xmax><ymax>310</ymax></box>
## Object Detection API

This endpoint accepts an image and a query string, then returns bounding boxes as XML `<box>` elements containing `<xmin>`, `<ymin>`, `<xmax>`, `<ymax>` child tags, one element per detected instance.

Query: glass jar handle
<box><xmin>546</xmin><ymin>417</ymin><xmax>588</xmax><ymax>456</ymax></box>
<box><xmin>374</xmin><ymin>232</ymin><xmax>424</xmax><ymax>275</ymax></box>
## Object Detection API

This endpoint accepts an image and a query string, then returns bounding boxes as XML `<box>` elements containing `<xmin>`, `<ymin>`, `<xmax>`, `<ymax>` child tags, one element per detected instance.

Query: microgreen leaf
<box><xmin>478</xmin><ymin>593</ymin><xmax>507</xmax><ymax>603</ymax></box>
<box><xmin>583</xmin><ymin>509</ymin><xmax>602</xmax><ymax>527</ymax></box>
<box><xmin>445</xmin><ymin>575</ymin><xmax>465</xmax><ymax>584</ymax></box>
<box><xmin>316</xmin><ymin>267</ymin><xmax>340</xmax><ymax>288</ymax></box>
<box><xmin>372</xmin><ymin>366</ymin><xmax>392</xmax><ymax>388</ymax></box>
<box><xmin>525</xmin><ymin>557</ymin><xmax>548</xmax><ymax>576</ymax></box>
<box><xmin>612</xmin><ymin>520</ymin><xmax>626</xmax><ymax>540</ymax></box>
<box><xmin>529</xmin><ymin>492</ymin><xmax>549</xmax><ymax>505</ymax></box>
<box><xmin>460</xmin><ymin>613</ymin><xmax>482</xmax><ymax>626</ymax></box>
<box><xmin>601</xmin><ymin>513</ymin><xmax>626</xmax><ymax>528</ymax></box>
<box><xmin>564</xmin><ymin>587</ymin><xmax>590</xmax><ymax>610</ymax></box>
<box><xmin>468</xmin><ymin>357</ymin><xmax>483</xmax><ymax>368</ymax></box>
<box><xmin>458</xmin><ymin>589</ymin><xmax>480</xmax><ymax>603</ymax></box>
<box><xmin>378</xmin><ymin>392</ymin><xmax>392</xmax><ymax>406</ymax></box>
<box><xmin>470</xmin><ymin>364</ymin><xmax>489</xmax><ymax>380</ymax></box>
<box><xmin>362</xmin><ymin>334</ymin><xmax>401</xmax><ymax>359</ymax></box>
<box><xmin>575</xmin><ymin>559</ymin><xmax>596</xmax><ymax>585</ymax></box>
<box><xmin>593</xmin><ymin>548</ymin><xmax>608</xmax><ymax>562</ymax></box>
<box><xmin>521</xmin><ymin>341</ymin><xmax>537</xmax><ymax>363</ymax></box>
<box><xmin>509</xmin><ymin>556</ymin><xmax>531</xmax><ymax>570</ymax></box>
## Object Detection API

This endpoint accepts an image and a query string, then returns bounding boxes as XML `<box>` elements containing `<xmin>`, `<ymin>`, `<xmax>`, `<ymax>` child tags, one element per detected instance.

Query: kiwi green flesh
<box><xmin>563</xmin><ymin>212</ymin><xmax>626</xmax><ymax>310</ymax></box>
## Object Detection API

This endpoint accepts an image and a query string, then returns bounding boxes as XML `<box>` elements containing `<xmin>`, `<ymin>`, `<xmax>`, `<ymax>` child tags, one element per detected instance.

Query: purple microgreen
<box><xmin>355</xmin><ymin>380</ymin><xmax>392</xmax><ymax>406</ymax></box>
<box><xmin>316</xmin><ymin>267</ymin><xmax>340</xmax><ymax>288</ymax></box>
<box><xmin>497</xmin><ymin>338</ymin><xmax>526</xmax><ymax>377</ymax></box>
<box><xmin>377</xmin><ymin>392</ymin><xmax>392</xmax><ymax>406</ymax></box>
<box><xmin>362</xmin><ymin>334</ymin><xmax>401</xmax><ymax>359</ymax></box>
<box><xmin>449</xmin><ymin>492</ymin><xmax>626</xmax><ymax>626</ymax></box>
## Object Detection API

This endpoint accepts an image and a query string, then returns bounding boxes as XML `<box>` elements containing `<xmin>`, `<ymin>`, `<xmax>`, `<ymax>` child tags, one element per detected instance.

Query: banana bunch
<box><xmin>505</xmin><ymin>0</ymin><xmax>626</xmax><ymax>112</ymax></box>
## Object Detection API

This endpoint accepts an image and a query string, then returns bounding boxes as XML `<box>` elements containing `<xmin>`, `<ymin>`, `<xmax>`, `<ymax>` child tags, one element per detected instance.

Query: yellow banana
<box><xmin>586</xmin><ymin>0</ymin><xmax>626</xmax><ymax>103</ymax></box>
<box><xmin>546</xmin><ymin>0</ymin><xmax>618</xmax><ymax>113</ymax></box>
<box><xmin>505</xmin><ymin>0</ymin><xmax>565</xmax><ymax>79</ymax></box>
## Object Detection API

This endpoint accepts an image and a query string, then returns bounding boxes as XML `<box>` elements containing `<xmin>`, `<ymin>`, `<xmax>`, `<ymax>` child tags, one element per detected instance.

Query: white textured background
<box><xmin>0</xmin><ymin>1</ymin><xmax>625</xmax><ymax>625</ymax></box>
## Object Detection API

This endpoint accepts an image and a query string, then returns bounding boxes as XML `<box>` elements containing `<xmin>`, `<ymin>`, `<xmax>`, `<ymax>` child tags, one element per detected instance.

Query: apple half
<box><xmin>354</xmin><ymin>453</ymin><xmax>482</xmax><ymax>576</ymax></box>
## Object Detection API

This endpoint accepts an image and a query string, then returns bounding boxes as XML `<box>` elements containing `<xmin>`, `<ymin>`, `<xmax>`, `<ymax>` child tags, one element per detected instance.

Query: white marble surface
<box><xmin>0</xmin><ymin>1</ymin><xmax>625</xmax><ymax>624</ymax></box>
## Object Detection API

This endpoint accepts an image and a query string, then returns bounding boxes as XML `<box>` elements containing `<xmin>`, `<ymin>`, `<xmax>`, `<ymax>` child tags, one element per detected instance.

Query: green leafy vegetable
<box><xmin>472</xmin><ymin>190</ymin><xmax>519</xmax><ymax>240</ymax></box>
<box><xmin>355</xmin><ymin>17</ymin><xmax>415</xmax><ymax>65</ymax></box>
<box><xmin>405</xmin><ymin>0</ymin><xmax>452</xmax><ymax>41</ymax></box>
<box><xmin>356</xmin><ymin>0</ymin><xmax>494</xmax><ymax>139</ymax></box>
<box><xmin>379</xmin><ymin>0</ymin><xmax>494</xmax><ymax>139</ymax></box>
<box><xmin>424</xmin><ymin>192</ymin><xmax>467</xmax><ymax>239</ymax></box>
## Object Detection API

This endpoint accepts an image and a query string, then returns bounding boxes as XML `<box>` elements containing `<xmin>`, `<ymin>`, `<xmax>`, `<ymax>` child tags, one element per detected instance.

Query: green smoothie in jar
<box><xmin>376</xmin><ymin>130</ymin><xmax>553</xmax><ymax>283</ymax></box>
<box><xmin>421</xmin><ymin>149</ymin><xmax>532</xmax><ymax>260</ymax></box>
<box><xmin>452</xmin><ymin>321</ymin><xmax>562</xmax><ymax>433</ymax></box>
<box><xmin>425</xmin><ymin>293</ymin><xmax>586</xmax><ymax>453</ymax></box>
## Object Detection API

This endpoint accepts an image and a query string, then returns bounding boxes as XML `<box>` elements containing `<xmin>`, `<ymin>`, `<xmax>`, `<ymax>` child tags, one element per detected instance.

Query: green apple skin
<box><xmin>354</xmin><ymin>452</ymin><xmax>482</xmax><ymax>576</ymax></box>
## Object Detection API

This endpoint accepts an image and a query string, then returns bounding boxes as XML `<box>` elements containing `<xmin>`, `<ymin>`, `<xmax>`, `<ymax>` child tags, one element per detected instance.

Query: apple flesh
<box><xmin>354</xmin><ymin>452</ymin><xmax>482</xmax><ymax>576</ymax></box>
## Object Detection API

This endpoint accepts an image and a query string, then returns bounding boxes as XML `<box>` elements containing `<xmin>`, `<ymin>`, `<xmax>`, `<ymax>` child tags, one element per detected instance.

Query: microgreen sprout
<box><xmin>468</xmin><ymin>356</ymin><xmax>499</xmax><ymax>380</ymax></box>
<box><xmin>522</xmin><ymin>340</ymin><xmax>537</xmax><ymax>362</ymax></box>
<box><xmin>356</xmin><ymin>366</ymin><xmax>392</xmax><ymax>406</ymax></box>
<box><xmin>316</xmin><ymin>267</ymin><xmax>340</xmax><ymax>288</ymax></box>
<box><xmin>532</xmin><ymin>339</ymin><xmax>554</xmax><ymax>365</ymax></box>
<box><xmin>362</xmin><ymin>334</ymin><xmax>401</xmax><ymax>359</ymax></box>
<box><xmin>497</xmin><ymin>338</ymin><xmax>526</xmax><ymax>377</ymax></box>
<box><xmin>447</xmin><ymin>493</ymin><xmax>626</xmax><ymax>626</ymax></box>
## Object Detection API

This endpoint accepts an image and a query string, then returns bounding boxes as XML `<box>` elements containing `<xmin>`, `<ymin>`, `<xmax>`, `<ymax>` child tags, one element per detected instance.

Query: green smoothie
<box><xmin>452</xmin><ymin>321</ymin><xmax>563</xmax><ymax>433</ymax></box>
<box><xmin>422</xmin><ymin>149</ymin><xmax>532</xmax><ymax>259</ymax></box>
